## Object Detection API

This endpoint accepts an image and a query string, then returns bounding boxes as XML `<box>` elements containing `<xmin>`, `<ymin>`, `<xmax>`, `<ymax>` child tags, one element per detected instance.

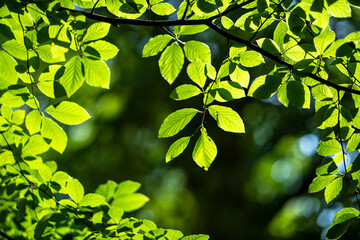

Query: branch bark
<box><xmin>58</xmin><ymin>1</ymin><xmax>360</xmax><ymax>96</ymax></box>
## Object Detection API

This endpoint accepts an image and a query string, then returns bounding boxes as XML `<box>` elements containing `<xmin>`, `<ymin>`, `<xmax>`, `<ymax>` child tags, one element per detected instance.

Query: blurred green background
<box><xmin>40</xmin><ymin>5</ymin><xmax>360</xmax><ymax>240</ymax></box>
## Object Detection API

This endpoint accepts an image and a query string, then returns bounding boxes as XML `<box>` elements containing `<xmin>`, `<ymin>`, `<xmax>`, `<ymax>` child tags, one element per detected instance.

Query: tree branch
<box><xmin>59</xmin><ymin>0</ymin><xmax>255</xmax><ymax>26</ymax></box>
<box><xmin>58</xmin><ymin>0</ymin><xmax>360</xmax><ymax>96</ymax></box>
<box><xmin>0</xmin><ymin>230</ymin><xmax>15</xmax><ymax>240</ymax></box>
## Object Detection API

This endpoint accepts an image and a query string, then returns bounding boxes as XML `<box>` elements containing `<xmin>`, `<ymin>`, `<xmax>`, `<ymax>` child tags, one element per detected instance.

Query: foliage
<box><xmin>0</xmin><ymin>0</ymin><xmax>360</xmax><ymax>239</ymax></box>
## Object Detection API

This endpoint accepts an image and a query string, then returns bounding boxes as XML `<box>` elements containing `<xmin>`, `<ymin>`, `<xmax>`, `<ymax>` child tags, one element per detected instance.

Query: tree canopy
<box><xmin>1</xmin><ymin>0</ymin><xmax>360</xmax><ymax>239</ymax></box>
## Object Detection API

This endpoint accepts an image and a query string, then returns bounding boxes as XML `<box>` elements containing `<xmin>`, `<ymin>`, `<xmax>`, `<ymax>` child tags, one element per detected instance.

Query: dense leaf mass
<box><xmin>0</xmin><ymin>0</ymin><xmax>360</xmax><ymax>239</ymax></box>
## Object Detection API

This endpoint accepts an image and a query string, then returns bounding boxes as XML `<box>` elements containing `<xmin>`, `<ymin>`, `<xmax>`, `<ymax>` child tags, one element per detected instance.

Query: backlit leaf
<box><xmin>208</xmin><ymin>105</ymin><xmax>245</xmax><ymax>133</ymax></box>
<box><xmin>192</xmin><ymin>127</ymin><xmax>217</xmax><ymax>171</ymax></box>
<box><xmin>165</xmin><ymin>136</ymin><xmax>191</xmax><ymax>162</ymax></box>
<box><xmin>158</xmin><ymin>108</ymin><xmax>199</xmax><ymax>138</ymax></box>
<box><xmin>159</xmin><ymin>42</ymin><xmax>184</xmax><ymax>84</ymax></box>
<box><xmin>45</xmin><ymin>101</ymin><xmax>91</xmax><ymax>125</ymax></box>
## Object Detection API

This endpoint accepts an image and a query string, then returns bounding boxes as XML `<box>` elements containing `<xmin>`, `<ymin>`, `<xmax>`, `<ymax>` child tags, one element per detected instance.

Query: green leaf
<box><xmin>82</xmin><ymin>58</ymin><xmax>110</xmax><ymax>89</ymax></box>
<box><xmin>229</xmin><ymin>64</ymin><xmax>250</xmax><ymax>88</ymax></box>
<box><xmin>347</xmin><ymin>133</ymin><xmax>360</xmax><ymax>152</ymax></box>
<box><xmin>12</xmin><ymin>110</ymin><xmax>25</xmax><ymax>125</ymax></box>
<box><xmin>112</xmin><ymin>193</ymin><xmax>149</xmax><ymax>212</ymax></box>
<box><xmin>45</xmin><ymin>101</ymin><xmax>91</xmax><ymax>125</ymax></box>
<box><xmin>256</xmin><ymin>38</ymin><xmax>281</xmax><ymax>55</ymax></box>
<box><xmin>239</xmin><ymin>51</ymin><xmax>264</xmax><ymax>67</ymax></box>
<box><xmin>115</xmin><ymin>180</ymin><xmax>141</xmax><ymax>197</ymax></box>
<box><xmin>324</xmin><ymin>177</ymin><xmax>343</xmax><ymax>203</ymax></box>
<box><xmin>95</xmin><ymin>180</ymin><xmax>118</xmax><ymax>202</ymax></box>
<box><xmin>208</xmin><ymin>105</ymin><xmax>245</xmax><ymax>133</ymax></box>
<box><xmin>165</xmin><ymin>136</ymin><xmax>191</xmax><ymax>162</ymax></box>
<box><xmin>212</xmin><ymin>81</ymin><xmax>246</xmax><ymax>102</ymax></box>
<box><xmin>325</xmin><ymin>0</ymin><xmax>351</xmax><ymax>18</ymax></box>
<box><xmin>66</xmin><ymin>178</ymin><xmax>84</xmax><ymax>203</ymax></box>
<box><xmin>314</xmin><ymin>27</ymin><xmax>336</xmax><ymax>55</ymax></box>
<box><xmin>41</xmin><ymin>117</ymin><xmax>67</xmax><ymax>154</ymax></box>
<box><xmin>36</xmin><ymin>44</ymin><xmax>67</xmax><ymax>63</ymax></box>
<box><xmin>84</xmin><ymin>40</ymin><xmax>119</xmax><ymax>60</ymax></box>
<box><xmin>192</xmin><ymin>128</ymin><xmax>217</xmax><ymax>171</ymax></box>
<box><xmin>277</xmin><ymin>83</ymin><xmax>289</xmax><ymax>107</ymax></box>
<box><xmin>59</xmin><ymin>56</ymin><xmax>85</xmax><ymax>97</ymax></box>
<box><xmin>0</xmin><ymin>50</ymin><xmax>18</xmax><ymax>90</ymax></box>
<box><xmin>309</xmin><ymin>174</ymin><xmax>337</xmax><ymax>193</ymax></box>
<box><xmin>312</xmin><ymin>84</ymin><xmax>333</xmax><ymax>101</ymax></box>
<box><xmin>229</xmin><ymin>44</ymin><xmax>247</xmax><ymax>58</ymax></box>
<box><xmin>151</xmin><ymin>2</ymin><xmax>176</xmax><ymax>15</ymax></box>
<box><xmin>2</xmin><ymin>39</ymin><xmax>27</xmax><ymax>61</ymax></box>
<box><xmin>79</xmin><ymin>193</ymin><xmax>106</xmax><ymax>207</ymax></box>
<box><xmin>108</xmin><ymin>206</ymin><xmax>124</xmax><ymax>223</ymax></box>
<box><xmin>37</xmin><ymin>65</ymin><xmax>65</xmax><ymax>99</ymax></box>
<box><xmin>248</xmin><ymin>75</ymin><xmax>282</xmax><ymax>99</ymax></box>
<box><xmin>317</xmin><ymin>139</ymin><xmax>342</xmax><ymax>156</ymax></box>
<box><xmin>158</xmin><ymin>108</ymin><xmax>199</xmax><ymax>138</ymax></box>
<box><xmin>187</xmin><ymin>59</ymin><xmax>207</xmax><ymax>88</ymax></box>
<box><xmin>273</xmin><ymin>21</ymin><xmax>288</xmax><ymax>52</ymax></box>
<box><xmin>184</xmin><ymin>41</ymin><xmax>211</xmax><ymax>64</ymax></box>
<box><xmin>142</xmin><ymin>34</ymin><xmax>173</xmax><ymax>57</ymax></box>
<box><xmin>326</xmin><ymin>208</ymin><xmax>360</xmax><ymax>240</ymax></box>
<box><xmin>0</xmin><ymin>150</ymin><xmax>15</xmax><ymax>167</ymax></box>
<box><xmin>159</xmin><ymin>42</ymin><xmax>184</xmax><ymax>84</ymax></box>
<box><xmin>37</xmin><ymin>163</ymin><xmax>52</xmax><ymax>182</ymax></box>
<box><xmin>82</xmin><ymin>22</ymin><xmax>111</xmax><ymax>43</ymax></box>
<box><xmin>221</xmin><ymin>16</ymin><xmax>234</xmax><ymax>29</ymax></box>
<box><xmin>170</xmin><ymin>84</ymin><xmax>202</xmax><ymax>101</ymax></box>
<box><xmin>287</xmin><ymin>81</ymin><xmax>311</xmax><ymax>109</ymax></box>
<box><xmin>257</xmin><ymin>0</ymin><xmax>269</xmax><ymax>12</ymax></box>
<box><xmin>22</xmin><ymin>134</ymin><xmax>50</xmax><ymax>157</ymax></box>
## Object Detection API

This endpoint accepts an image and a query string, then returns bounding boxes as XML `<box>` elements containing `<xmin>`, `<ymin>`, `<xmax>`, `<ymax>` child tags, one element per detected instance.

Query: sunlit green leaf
<box><xmin>184</xmin><ymin>41</ymin><xmax>211</xmax><ymax>64</ymax></box>
<box><xmin>82</xmin><ymin>22</ymin><xmax>111</xmax><ymax>42</ymax></box>
<box><xmin>170</xmin><ymin>84</ymin><xmax>202</xmax><ymax>101</ymax></box>
<box><xmin>158</xmin><ymin>108</ymin><xmax>199</xmax><ymax>138</ymax></box>
<box><xmin>112</xmin><ymin>193</ymin><xmax>149</xmax><ymax>212</ymax></box>
<box><xmin>59</xmin><ymin>56</ymin><xmax>85</xmax><ymax>97</ymax></box>
<box><xmin>22</xmin><ymin>134</ymin><xmax>50</xmax><ymax>157</ymax></box>
<box><xmin>66</xmin><ymin>178</ymin><xmax>84</xmax><ymax>203</ymax></box>
<box><xmin>159</xmin><ymin>42</ymin><xmax>184</xmax><ymax>84</ymax></box>
<box><xmin>326</xmin><ymin>208</ymin><xmax>360</xmax><ymax>240</ymax></box>
<box><xmin>187</xmin><ymin>59</ymin><xmax>207</xmax><ymax>88</ymax></box>
<box><xmin>82</xmin><ymin>58</ymin><xmax>111</xmax><ymax>89</ymax></box>
<box><xmin>239</xmin><ymin>51</ymin><xmax>264</xmax><ymax>67</ymax></box>
<box><xmin>41</xmin><ymin>117</ymin><xmax>67</xmax><ymax>154</ymax></box>
<box><xmin>45</xmin><ymin>101</ymin><xmax>91</xmax><ymax>125</ymax></box>
<box><xmin>309</xmin><ymin>174</ymin><xmax>337</xmax><ymax>193</ymax></box>
<box><xmin>324</xmin><ymin>177</ymin><xmax>343</xmax><ymax>203</ymax></box>
<box><xmin>208</xmin><ymin>105</ymin><xmax>245</xmax><ymax>133</ymax></box>
<box><xmin>325</xmin><ymin>0</ymin><xmax>351</xmax><ymax>18</ymax></box>
<box><xmin>79</xmin><ymin>193</ymin><xmax>106</xmax><ymax>207</ymax></box>
<box><xmin>151</xmin><ymin>2</ymin><xmax>176</xmax><ymax>15</ymax></box>
<box><xmin>2</xmin><ymin>39</ymin><xmax>27</xmax><ymax>61</ymax></box>
<box><xmin>165</xmin><ymin>136</ymin><xmax>191</xmax><ymax>162</ymax></box>
<box><xmin>317</xmin><ymin>139</ymin><xmax>342</xmax><ymax>156</ymax></box>
<box><xmin>142</xmin><ymin>34</ymin><xmax>172</xmax><ymax>57</ymax></box>
<box><xmin>84</xmin><ymin>40</ymin><xmax>119</xmax><ymax>60</ymax></box>
<box><xmin>192</xmin><ymin>127</ymin><xmax>217</xmax><ymax>171</ymax></box>
<box><xmin>314</xmin><ymin>27</ymin><xmax>335</xmax><ymax>55</ymax></box>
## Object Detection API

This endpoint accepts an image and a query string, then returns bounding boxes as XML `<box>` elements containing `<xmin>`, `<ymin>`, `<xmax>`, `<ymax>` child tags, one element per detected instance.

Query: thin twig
<box><xmin>249</xmin><ymin>0</ymin><xmax>287</xmax><ymax>42</ymax></box>
<box><xmin>0</xmin><ymin>230</ymin><xmax>15</xmax><ymax>240</ymax></box>
<box><xmin>336</xmin><ymin>90</ymin><xmax>360</xmax><ymax>209</ymax></box>
<box><xmin>90</xmin><ymin>0</ymin><xmax>100</xmax><ymax>15</ymax></box>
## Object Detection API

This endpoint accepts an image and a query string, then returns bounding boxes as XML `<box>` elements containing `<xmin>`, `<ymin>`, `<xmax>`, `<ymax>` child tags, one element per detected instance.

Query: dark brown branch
<box><xmin>57</xmin><ymin>1</ymin><xmax>360</xmax><ymax>96</ymax></box>
<box><xmin>0</xmin><ymin>230</ymin><xmax>14</xmax><ymax>240</ymax></box>
<box><xmin>59</xmin><ymin>0</ymin><xmax>255</xmax><ymax>26</ymax></box>
<box><xmin>206</xmin><ymin>23</ymin><xmax>360</xmax><ymax>95</ymax></box>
